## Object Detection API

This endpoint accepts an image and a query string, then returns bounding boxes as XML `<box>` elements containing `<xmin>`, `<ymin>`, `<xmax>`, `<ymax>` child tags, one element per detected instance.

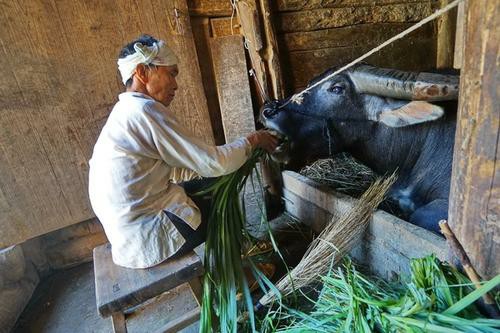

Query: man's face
<box><xmin>145</xmin><ymin>65</ymin><xmax>179</xmax><ymax>106</ymax></box>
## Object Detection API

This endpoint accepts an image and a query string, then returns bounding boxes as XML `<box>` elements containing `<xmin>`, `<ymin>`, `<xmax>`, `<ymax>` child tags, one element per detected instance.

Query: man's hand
<box><xmin>246</xmin><ymin>130</ymin><xmax>280</xmax><ymax>153</ymax></box>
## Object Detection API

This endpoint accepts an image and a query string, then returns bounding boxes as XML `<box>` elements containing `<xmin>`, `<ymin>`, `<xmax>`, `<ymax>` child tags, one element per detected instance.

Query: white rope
<box><xmin>283</xmin><ymin>0</ymin><xmax>465</xmax><ymax>106</ymax></box>
<box><xmin>230</xmin><ymin>0</ymin><xmax>238</xmax><ymax>35</ymax></box>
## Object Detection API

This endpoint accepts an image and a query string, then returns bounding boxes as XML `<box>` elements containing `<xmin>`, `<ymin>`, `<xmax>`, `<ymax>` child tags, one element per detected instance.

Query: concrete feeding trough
<box><xmin>281</xmin><ymin>170</ymin><xmax>448</xmax><ymax>280</ymax></box>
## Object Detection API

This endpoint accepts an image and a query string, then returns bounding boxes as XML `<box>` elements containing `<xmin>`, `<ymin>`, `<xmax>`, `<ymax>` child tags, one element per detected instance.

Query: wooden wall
<box><xmin>0</xmin><ymin>0</ymin><xmax>443</xmax><ymax>247</ymax></box>
<box><xmin>275</xmin><ymin>0</ymin><xmax>439</xmax><ymax>90</ymax></box>
<box><xmin>188</xmin><ymin>0</ymin><xmax>439</xmax><ymax>93</ymax></box>
<box><xmin>0</xmin><ymin>0</ymin><xmax>213</xmax><ymax>248</ymax></box>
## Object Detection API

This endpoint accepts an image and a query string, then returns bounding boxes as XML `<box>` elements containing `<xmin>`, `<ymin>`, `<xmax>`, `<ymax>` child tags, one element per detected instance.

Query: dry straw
<box><xmin>300</xmin><ymin>155</ymin><xmax>377</xmax><ymax>197</ymax></box>
<box><xmin>258</xmin><ymin>174</ymin><xmax>396</xmax><ymax>307</ymax></box>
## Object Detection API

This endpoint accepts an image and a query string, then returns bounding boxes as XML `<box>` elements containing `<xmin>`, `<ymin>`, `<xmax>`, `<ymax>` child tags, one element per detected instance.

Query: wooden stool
<box><xmin>93</xmin><ymin>243</ymin><xmax>204</xmax><ymax>333</ymax></box>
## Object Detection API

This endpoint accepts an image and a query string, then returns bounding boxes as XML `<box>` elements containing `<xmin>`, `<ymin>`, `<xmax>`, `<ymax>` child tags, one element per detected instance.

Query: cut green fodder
<box><xmin>198</xmin><ymin>149</ymin><xmax>279</xmax><ymax>333</ymax></box>
<box><xmin>277</xmin><ymin>255</ymin><xmax>500</xmax><ymax>333</ymax></box>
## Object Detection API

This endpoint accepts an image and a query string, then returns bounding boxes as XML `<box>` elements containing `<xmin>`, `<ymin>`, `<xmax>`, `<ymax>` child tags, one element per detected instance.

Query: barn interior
<box><xmin>0</xmin><ymin>0</ymin><xmax>498</xmax><ymax>332</ymax></box>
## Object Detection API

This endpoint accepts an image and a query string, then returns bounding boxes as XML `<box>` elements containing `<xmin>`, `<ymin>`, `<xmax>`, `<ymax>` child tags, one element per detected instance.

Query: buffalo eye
<box><xmin>328</xmin><ymin>85</ymin><xmax>344</xmax><ymax>94</ymax></box>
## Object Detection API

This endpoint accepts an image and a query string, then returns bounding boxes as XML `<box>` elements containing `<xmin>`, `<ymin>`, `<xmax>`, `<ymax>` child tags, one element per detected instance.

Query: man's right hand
<box><xmin>246</xmin><ymin>130</ymin><xmax>280</xmax><ymax>153</ymax></box>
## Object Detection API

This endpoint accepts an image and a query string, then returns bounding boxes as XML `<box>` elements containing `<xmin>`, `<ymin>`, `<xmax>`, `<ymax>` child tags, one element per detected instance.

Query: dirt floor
<box><xmin>13</xmin><ymin>262</ymin><xmax>198</xmax><ymax>333</ymax></box>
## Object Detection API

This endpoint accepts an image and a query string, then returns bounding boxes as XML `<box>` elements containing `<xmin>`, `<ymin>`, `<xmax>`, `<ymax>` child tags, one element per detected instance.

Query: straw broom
<box><xmin>257</xmin><ymin>174</ymin><xmax>396</xmax><ymax>308</ymax></box>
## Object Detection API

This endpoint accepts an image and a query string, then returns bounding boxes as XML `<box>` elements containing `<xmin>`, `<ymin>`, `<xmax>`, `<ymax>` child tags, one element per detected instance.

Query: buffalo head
<box><xmin>261</xmin><ymin>64</ymin><xmax>459</xmax><ymax>170</ymax></box>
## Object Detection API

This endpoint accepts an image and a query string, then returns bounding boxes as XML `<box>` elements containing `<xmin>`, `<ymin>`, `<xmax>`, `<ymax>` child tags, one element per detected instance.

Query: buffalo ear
<box><xmin>378</xmin><ymin>101</ymin><xmax>444</xmax><ymax>128</ymax></box>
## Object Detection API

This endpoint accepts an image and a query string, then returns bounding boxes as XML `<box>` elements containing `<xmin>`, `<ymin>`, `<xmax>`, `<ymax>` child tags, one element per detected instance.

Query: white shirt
<box><xmin>88</xmin><ymin>92</ymin><xmax>251</xmax><ymax>268</ymax></box>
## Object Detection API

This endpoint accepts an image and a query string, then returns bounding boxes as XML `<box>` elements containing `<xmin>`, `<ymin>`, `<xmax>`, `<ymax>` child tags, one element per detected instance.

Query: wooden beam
<box><xmin>275</xmin><ymin>0</ymin><xmax>428</xmax><ymax>12</ymax></box>
<box><xmin>453</xmin><ymin>2</ymin><xmax>465</xmax><ymax>69</ymax></box>
<box><xmin>210</xmin><ymin>17</ymin><xmax>241</xmax><ymax>38</ymax></box>
<box><xmin>191</xmin><ymin>17</ymin><xmax>225</xmax><ymax>145</ymax></box>
<box><xmin>277</xmin><ymin>2</ymin><xmax>435</xmax><ymax>33</ymax></box>
<box><xmin>157</xmin><ymin>308</ymin><xmax>200</xmax><ymax>333</ymax></box>
<box><xmin>436</xmin><ymin>0</ymin><xmax>457</xmax><ymax>68</ymax></box>
<box><xmin>236</xmin><ymin>0</ymin><xmax>269</xmax><ymax>102</ymax></box>
<box><xmin>111</xmin><ymin>312</ymin><xmax>127</xmax><ymax>333</ymax></box>
<box><xmin>282</xmin><ymin>22</ymin><xmax>434</xmax><ymax>52</ymax></box>
<box><xmin>187</xmin><ymin>0</ymin><xmax>233</xmax><ymax>17</ymax></box>
<box><xmin>236</xmin><ymin>0</ymin><xmax>284</xmax><ymax>211</ymax></box>
<box><xmin>288</xmin><ymin>38</ymin><xmax>437</xmax><ymax>89</ymax></box>
<box><xmin>448</xmin><ymin>0</ymin><xmax>499</xmax><ymax>280</ymax></box>
<box><xmin>259</xmin><ymin>0</ymin><xmax>285</xmax><ymax>99</ymax></box>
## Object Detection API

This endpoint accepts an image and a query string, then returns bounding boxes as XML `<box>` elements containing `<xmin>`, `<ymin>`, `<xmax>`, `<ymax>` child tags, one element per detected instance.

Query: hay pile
<box><xmin>299</xmin><ymin>154</ymin><xmax>377</xmax><ymax>197</ymax></box>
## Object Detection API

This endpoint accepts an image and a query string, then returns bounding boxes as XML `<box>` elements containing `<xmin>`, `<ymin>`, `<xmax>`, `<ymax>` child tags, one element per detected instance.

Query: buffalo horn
<box><xmin>349</xmin><ymin>65</ymin><xmax>459</xmax><ymax>101</ymax></box>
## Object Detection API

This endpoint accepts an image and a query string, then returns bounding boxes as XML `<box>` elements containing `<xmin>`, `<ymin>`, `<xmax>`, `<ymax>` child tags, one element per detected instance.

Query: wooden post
<box><xmin>448</xmin><ymin>0</ymin><xmax>499</xmax><ymax>280</ymax></box>
<box><xmin>236</xmin><ymin>0</ymin><xmax>284</xmax><ymax>216</ymax></box>
<box><xmin>236</xmin><ymin>0</ymin><xmax>269</xmax><ymax>101</ymax></box>
<box><xmin>111</xmin><ymin>312</ymin><xmax>127</xmax><ymax>333</ymax></box>
<box><xmin>453</xmin><ymin>2</ymin><xmax>466</xmax><ymax>69</ymax></box>
<box><xmin>259</xmin><ymin>0</ymin><xmax>285</xmax><ymax>99</ymax></box>
<box><xmin>436</xmin><ymin>0</ymin><xmax>457</xmax><ymax>68</ymax></box>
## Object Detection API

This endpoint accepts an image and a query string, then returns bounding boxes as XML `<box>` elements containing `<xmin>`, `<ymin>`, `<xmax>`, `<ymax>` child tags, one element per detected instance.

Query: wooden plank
<box><xmin>282</xmin><ymin>171</ymin><xmax>364</xmax><ymax>231</ymax></box>
<box><xmin>448</xmin><ymin>0</ymin><xmax>499</xmax><ymax>280</ymax></box>
<box><xmin>237</xmin><ymin>0</ymin><xmax>270</xmax><ymax>102</ymax></box>
<box><xmin>275</xmin><ymin>0</ymin><xmax>436</xmax><ymax>12</ymax></box>
<box><xmin>453</xmin><ymin>1</ymin><xmax>465</xmax><ymax>69</ymax></box>
<box><xmin>211</xmin><ymin>36</ymin><xmax>255</xmax><ymax>141</ymax></box>
<box><xmin>282</xmin><ymin>171</ymin><xmax>448</xmax><ymax>279</ymax></box>
<box><xmin>260</xmin><ymin>0</ymin><xmax>286</xmax><ymax>100</ymax></box>
<box><xmin>257</xmin><ymin>0</ymin><xmax>286</xmax><ymax>205</ymax></box>
<box><xmin>210</xmin><ymin>35</ymin><xmax>266</xmax><ymax>226</ymax></box>
<box><xmin>0</xmin><ymin>0</ymin><xmax>213</xmax><ymax>247</ymax></box>
<box><xmin>187</xmin><ymin>0</ymin><xmax>432</xmax><ymax>15</ymax></box>
<box><xmin>288</xmin><ymin>38</ymin><xmax>437</xmax><ymax>89</ymax></box>
<box><xmin>436</xmin><ymin>0</ymin><xmax>457</xmax><ymax>68</ymax></box>
<box><xmin>191</xmin><ymin>16</ymin><xmax>225</xmax><ymax>145</ymax></box>
<box><xmin>124</xmin><ymin>283</ymin><xmax>198</xmax><ymax>332</ymax></box>
<box><xmin>93</xmin><ymin>244</ymin><xmax>203</xmax><ymax>317</ymax></box>
<box><xmin>147</xmin><ymin>0</ymin><xmax>214</xmax><ymax>142</ymax></box>
<box><xmin>277</xmin><ymin>2</ymin><xmax>435</xmax><ymax>33</ymax></box>
<box><xmin>237</xmin><ymin>0</ymin><xmax>286</xmax><ymax>207</ymax></box>
<box><xmin>282</xmin><ymin>188</ymin><xmax>333</xmax><ymax>232</ymax></box>
<box><xmin>188</xmin><ymin>277</ymin><xmax>203</xmax><ymax>306</ymax></box>
<box><xmin>282</xmin><ymin>22</ymin><xmax>435</xmax><ymax>52</ymax></box>
<box><xmin>158</xmin><ymin>308</ymin><xmax>200</xmax><ymax>333</ymax></box>
<box><xmin>111</xmin><ymin>312</ymin><xmax>127</xmax><ymax>333</ymax></box>
<box><xmin>210</xmin><ymin>17</ymin><xmax>241</xmax><ymax>38</ymax></box>
<box><xmin>187</xmin><ymin>0</ymin><xmax>233</xmax><ymax>16</ymax></box>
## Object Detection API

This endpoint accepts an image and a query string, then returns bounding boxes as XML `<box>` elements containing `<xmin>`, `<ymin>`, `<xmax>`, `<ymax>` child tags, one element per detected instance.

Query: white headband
<box><xmin>117</xmin><ymin>40</ymin><xmax>178</xmax><ymax>84</ymax></box>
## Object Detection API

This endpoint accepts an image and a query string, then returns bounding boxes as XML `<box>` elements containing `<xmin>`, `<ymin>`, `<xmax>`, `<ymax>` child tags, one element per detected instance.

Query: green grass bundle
<box><xmin>278</xmin><ymin>255</ymin><xmax>500</xmax><ymax>332</ymax></box>
<box><xmin>198</xmin><ymin>149</ymin><xmax>269</xmax><ymax>333</ymax></box>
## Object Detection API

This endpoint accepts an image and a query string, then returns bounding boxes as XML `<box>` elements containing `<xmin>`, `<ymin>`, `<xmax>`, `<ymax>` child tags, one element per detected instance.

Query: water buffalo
<box><xmin>261</xmin><ymin>64</ymin><xmax>459</xmax><ymax>233</ymax></box>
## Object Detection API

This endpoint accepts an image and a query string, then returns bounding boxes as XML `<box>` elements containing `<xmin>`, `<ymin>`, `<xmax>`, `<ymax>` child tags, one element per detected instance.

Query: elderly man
<box><xmin>89</xmin><ymin>34</ymin><xmax>278</xmax><ymax>269</ymax></box>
